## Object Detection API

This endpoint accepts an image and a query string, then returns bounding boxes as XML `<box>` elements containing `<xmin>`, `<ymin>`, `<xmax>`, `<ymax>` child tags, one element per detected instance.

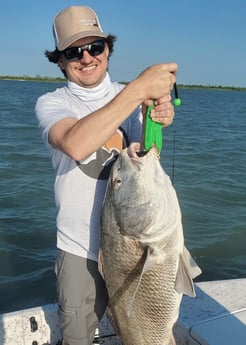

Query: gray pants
<box><xmin>55</xmin><ymin>250</ymin><xmax>108</xmax><ymax>345</ymax></box>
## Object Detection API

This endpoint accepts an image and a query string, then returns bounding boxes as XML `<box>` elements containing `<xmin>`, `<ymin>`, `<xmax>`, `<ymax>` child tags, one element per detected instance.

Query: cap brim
<box><xmin>57</xmin><ymin>31</ymin><xmax>107</xmax><ymax>50</ymax></box>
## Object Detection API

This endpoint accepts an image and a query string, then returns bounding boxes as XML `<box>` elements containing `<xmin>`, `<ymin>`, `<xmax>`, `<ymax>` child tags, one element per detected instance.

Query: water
<box><xmin>0</xmin><ymin>80</ymin><xmax>245</xmax><ymax>314</ymax></box>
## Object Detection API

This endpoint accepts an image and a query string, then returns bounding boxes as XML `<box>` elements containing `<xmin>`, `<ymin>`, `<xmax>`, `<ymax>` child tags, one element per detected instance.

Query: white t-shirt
<box><xmin>35</xmin><ymin>73</ymin><xmax>142</xmax><ymax>261</ymax></box>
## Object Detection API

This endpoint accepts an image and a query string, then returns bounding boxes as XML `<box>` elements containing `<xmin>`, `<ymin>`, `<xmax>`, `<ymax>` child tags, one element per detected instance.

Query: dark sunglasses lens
<box><xmin>90</xmin><ymin>41</ymin><xmax>105</xmax><ymax>56</ymax></box>
<box><xmin>64</xmin><ymin>40</ymin><xmax>105</xmax><ymax>61</ymax></box>
<box><xmin>64</xmin><ymin>48</ymin><xmax>82</xmax><ymax>61</ymax></box>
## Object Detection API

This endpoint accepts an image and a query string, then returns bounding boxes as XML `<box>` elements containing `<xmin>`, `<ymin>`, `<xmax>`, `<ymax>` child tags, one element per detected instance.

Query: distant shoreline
<box><xmin>0</xmin><ymin>75</ymin><xmax>66</xmax><ymax>83</ymax></box>
<box><xmin>0</xmin><ymin>75</ymin><xmax>245</xmax><ymax>92</ymax></box>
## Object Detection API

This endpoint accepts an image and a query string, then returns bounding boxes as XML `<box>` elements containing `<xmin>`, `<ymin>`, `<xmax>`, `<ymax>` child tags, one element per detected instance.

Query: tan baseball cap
<box><xmin>53</xmin><ymin>6</ymin><xmax>107</xmax><ymax>51</ymax></box>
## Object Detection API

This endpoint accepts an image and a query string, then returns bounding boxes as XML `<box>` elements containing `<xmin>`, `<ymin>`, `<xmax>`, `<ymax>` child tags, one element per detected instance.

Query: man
<box><xmin>35</xmin><ymin>5</ymin><xmax>177</xmax><ymax>345</ymax></box>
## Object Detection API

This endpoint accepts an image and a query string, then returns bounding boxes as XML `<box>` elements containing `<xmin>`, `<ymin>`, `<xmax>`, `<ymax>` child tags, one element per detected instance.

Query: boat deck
<box><xmin>175</xmin><ymin>278</ymin><xmax>246</xmax><ymax>344</ymax></box>
<box><xmin>0</xmin><ymin>278</ymin><xmax>246</xmax><ymax>344</ymax></box>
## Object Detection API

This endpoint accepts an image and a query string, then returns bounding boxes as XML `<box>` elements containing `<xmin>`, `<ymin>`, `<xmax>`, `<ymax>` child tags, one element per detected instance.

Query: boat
<box><xmin>1</xmin><ymin>278</ymin><xmax>246</xmax><ymax>344</ymax></box>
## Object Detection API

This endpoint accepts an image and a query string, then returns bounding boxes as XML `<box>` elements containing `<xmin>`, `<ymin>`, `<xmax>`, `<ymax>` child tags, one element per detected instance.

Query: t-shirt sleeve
<box><xmin>123</xmin><ymin>106</ymin><xmax>143</xmax><ymax>144</ymax></box>
<box><xmin>35</xmin><ymin>91</ymin><xmax>77</xmax><ymax>147</ymax></box>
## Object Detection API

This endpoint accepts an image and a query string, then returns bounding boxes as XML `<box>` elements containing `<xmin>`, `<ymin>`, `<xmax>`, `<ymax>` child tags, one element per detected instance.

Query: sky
<box><xmin>0</xmin><ymin>0</ymin><xmax>245</xmax><ymax>87</ymax></box>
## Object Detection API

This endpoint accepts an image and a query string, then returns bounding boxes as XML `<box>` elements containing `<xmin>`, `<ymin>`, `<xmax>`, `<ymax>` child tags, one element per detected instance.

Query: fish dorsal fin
<box><xmin>175</xmin><ymin>247</ymin><xmax>202</xmax><ymax>297</ymax></box>
<box><xmin>127</xmin><ymin>246</ymin><xmax>152</xmax><ymax>316</ymax></box>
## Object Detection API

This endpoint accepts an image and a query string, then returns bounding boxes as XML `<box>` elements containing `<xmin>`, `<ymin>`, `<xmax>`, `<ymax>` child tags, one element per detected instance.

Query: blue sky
<box><xmin>0</xmin><ymin>0</ymin><xmax>245</xmax><ymax>86</ymax></box>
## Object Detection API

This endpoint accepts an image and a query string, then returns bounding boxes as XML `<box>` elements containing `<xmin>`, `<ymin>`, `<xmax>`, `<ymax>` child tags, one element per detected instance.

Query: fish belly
<box><xmin>100</xmin><ymin>230</ymin><xmax>182</xmax><ymax>345</ymax></box>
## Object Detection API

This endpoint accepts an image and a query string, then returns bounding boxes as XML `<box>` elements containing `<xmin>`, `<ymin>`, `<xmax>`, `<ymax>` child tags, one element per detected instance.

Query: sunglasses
<box><xmin>62</xmin><ymin>40</ymin><xmax>106</xmax><ymax>61</ymax></box>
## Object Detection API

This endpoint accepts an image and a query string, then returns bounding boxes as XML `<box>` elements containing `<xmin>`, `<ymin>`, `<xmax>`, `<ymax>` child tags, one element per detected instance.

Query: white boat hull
<box><xmin>0</xmin><ymin>303</ymin><xmax>118</xmax><ymax>345</ymax></box>
<box><xmin>1</xmin><ymin>279</ymin><xmax>246</xmax><ymax>344</ymax></box>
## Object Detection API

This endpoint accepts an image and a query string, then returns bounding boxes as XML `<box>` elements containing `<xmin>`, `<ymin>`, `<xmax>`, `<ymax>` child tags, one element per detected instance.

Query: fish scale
<box><xmin>99</xmin><ymin>145</ymin><xmax>201</xmax><ymax>345</ymax></box>
<box><xmin>106</xmin><ymin>248</ymin><xmax>181</xmax><ymax>345</ymax></box>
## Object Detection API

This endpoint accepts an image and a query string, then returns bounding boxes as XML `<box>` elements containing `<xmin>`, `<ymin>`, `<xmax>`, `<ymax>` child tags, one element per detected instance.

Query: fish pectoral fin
<box><xmin>142</xmin><ymin>246</ymin><xmax>166</xmax><ymax>272</ymax></box>
<box><xmin>98</xmin><ymin>249</ymin><xmax>104</xmax><ymax>279</ymax></box>
<box><xmin>127</xmin><ymin>246</ymin><xmax>152</xmax><ymax>316</ymax></box>
<box><xmin>175</xmin><ymin>247</ymin><xmax>202</xmax><ymax>297</ymax></box>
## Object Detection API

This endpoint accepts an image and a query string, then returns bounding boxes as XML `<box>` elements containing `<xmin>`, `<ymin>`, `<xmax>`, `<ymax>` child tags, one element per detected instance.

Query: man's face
<box><xmin>59</xmin><ymin>36</ymin><xmax>109</xmax><ymax>88</ymax></box>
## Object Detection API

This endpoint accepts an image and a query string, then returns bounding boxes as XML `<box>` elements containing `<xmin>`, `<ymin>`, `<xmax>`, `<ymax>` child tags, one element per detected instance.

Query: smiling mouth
<box><xmin>83</xmin><ymin>65</ymin><xmax>97</xmax><ymax>72</ymax></box>
<box><xmin>80</xmin><ymin>65</ymin><xmax>97</xmax><ymax>72</ymax></box>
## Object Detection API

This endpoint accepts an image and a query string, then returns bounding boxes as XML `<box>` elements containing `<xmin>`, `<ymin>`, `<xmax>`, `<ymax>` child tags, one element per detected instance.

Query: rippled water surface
<box><xmin>0</xmin><ymin>80</ymin><xmax>245</xmax><ymax>314</ymax></box>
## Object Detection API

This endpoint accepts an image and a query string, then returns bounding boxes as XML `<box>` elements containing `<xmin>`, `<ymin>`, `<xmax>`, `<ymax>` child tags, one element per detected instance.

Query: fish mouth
<box><xmin>136</xmin><ymin>150</ymin><xmax>148</xmax><ymax>157</ymax></box>
<box><xmin>136</xmin><ymin>147</ymin><xmax>159</xmax><ymax>158</ymax></box>
<box><xmin>127</xmin><ymin>143</ymin><xmax>159</xmax><ymax>159</ymax></box>
<box><xmin>124</xmin><ymin>144</ymin><xmax>159</xmax><ymax>171</ymax></box>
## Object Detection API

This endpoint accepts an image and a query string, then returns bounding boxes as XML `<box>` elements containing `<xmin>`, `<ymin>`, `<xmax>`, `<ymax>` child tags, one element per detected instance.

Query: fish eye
<box><xmin>113</xmin><ymin>177</ymin><xmax>122</xmax><ymax>189</ymax></box>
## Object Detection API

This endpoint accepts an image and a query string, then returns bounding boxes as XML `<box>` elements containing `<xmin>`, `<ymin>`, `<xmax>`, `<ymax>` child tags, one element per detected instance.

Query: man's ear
<box><xmin>105</xmin><ymin>44</ymin><xmax>110</xmax><ymax>59</ymax></box>
<box><xmin>58</xmin><ymin>56</ymin><xmax>65</xmax><ymax>70</ymax></box>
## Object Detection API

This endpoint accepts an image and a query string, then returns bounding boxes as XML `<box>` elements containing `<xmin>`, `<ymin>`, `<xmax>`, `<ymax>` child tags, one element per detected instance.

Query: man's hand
<box><xmin>143</xmin><ymin>95</ymin><xmax>175</xmax><ymax>128</ymax></box>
